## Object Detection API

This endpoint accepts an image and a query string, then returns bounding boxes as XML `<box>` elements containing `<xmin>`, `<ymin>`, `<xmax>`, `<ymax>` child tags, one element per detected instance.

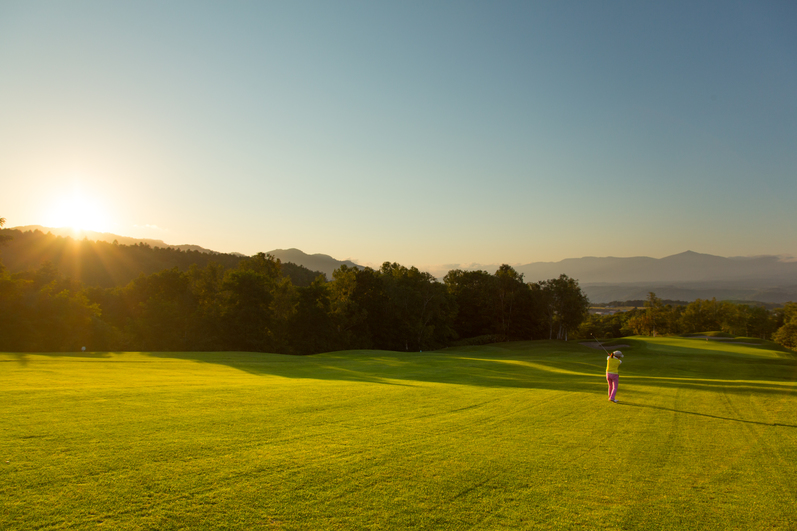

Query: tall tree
<box><xmin>379</xmin><ymin>262</ymin><xmax>455</xmax><ymax>351</ymax></box>
<box><xmin>680</xmin><ymin>298</ymin><xmax>721</xmax><ymax>333</ymax></box>
<box><xmin>747</xmin><ymin>305</ymin><xmax>777</xmax><ymax>340</ymax></box>
<box><xmin>772</xmin><ymin>302</ymin><xmax>797</xmax><ymax>350</ymax></box>
<box><xmin>0</xmin><ymin>261</ymin><xmax>101</xmax><ymax>351</ymax></box>
<box><xmin>124</xmin><ymin>267</ymin><xmax>195</xmax><ymax>351</ymax></box>
<box><xmin>329</xmin><ymin>265</ymin><xmax>374</xmax><ymax>349</ymax></box>
<box><xmin>444</xmin><ymin>269</ymin><xmax>496</xmax><ymax>339</ymax></box>
<box><xmin>186</xmin><ymin>262</ymin><xmax>227</xmax><ymax>350</ymax></box>
<box><xmin>538</xmin><ymin>274</ymin><xmax>590</xmax><ymax>341</ymax></box>
<box><xmin>643</xmin><ymin>292</ymin><xmax>667</xmax><ymax>336</ymax></box>
<box><xmin>287</xmin><ymin>276</ymin><xmax>337</xmax><ymax>355</ymax></box>
<box><xmin>220</xmin><ymin>268</ymin><xmax>277</xmax><ymax>352</ymax></box>
<box><xmin>494</xmin><ymin>265</ymin><xmax>525</xmax><ymax>337</ymax></box>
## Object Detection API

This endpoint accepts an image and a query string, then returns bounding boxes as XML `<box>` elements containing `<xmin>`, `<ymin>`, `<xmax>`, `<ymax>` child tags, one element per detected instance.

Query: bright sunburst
<box><xmin>46</xmin><ymin>188</ymin><xmax>111</xmax><ymax>233</ymax></box>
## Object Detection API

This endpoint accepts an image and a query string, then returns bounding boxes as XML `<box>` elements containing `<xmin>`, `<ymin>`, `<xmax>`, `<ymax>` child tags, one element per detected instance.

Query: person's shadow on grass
<box><xmin>617</xmin><ymin>401</ymin><xmax>797</xmax><ymax>428</ymax></box>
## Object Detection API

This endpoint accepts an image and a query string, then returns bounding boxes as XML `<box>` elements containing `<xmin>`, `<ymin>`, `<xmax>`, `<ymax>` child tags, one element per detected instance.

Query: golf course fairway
<box><xmin>2</xmin><ymin>337</ymin><xmax>796</xmax><ymax>530</ymax></box>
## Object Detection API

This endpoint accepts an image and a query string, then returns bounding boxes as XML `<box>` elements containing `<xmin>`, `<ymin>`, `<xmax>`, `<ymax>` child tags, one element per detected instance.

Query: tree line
<box><xmin>0</xmin><ymin>226</ymin><xmax>590</xmax><ymax>354</ymax></box>
<box><xmin>2</xmin><ymin>220</ymin><xmax>794</xmax><ymax>354</ymax></box>
<box><xmin>579</xmin><ymin>292</ymin><xmax>797</xmax><ymax>349</ymax></box>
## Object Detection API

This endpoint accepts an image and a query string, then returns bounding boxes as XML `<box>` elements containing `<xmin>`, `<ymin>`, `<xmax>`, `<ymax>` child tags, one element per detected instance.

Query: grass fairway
<box><xmin>2</xmin><ymin>338</ymin><xmax>796</xmax><ymax>530</ymax></box>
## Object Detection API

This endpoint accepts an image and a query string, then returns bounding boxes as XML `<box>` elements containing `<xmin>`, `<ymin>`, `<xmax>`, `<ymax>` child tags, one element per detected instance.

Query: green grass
<box><xmin>682</xmin><ymin>331</ymin><xmax>736</xmax><ymax>338</ymax></box>
<box><xmin>2</xmin><ymin>338</ymin><xmax>796</xmax><ymax>530</ymax></box>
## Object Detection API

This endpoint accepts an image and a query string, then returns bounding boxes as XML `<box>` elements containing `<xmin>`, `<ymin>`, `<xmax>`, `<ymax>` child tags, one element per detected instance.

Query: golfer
<box><xmin>606</xmin><ymin>350</ymin><xmax>623</xmax><ymax>403</ymax></box>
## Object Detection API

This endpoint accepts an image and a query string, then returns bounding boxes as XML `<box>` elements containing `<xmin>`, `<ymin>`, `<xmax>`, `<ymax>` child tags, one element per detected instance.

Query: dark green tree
<box><xmin>34</xmin><ymin>283</ymin><xmax>101</xmax><ymax>351</ymax></box>
<box><xmin>444</xmin><ymin>269</ymin><xmax>496</xmax><ymax>339</ymax></box>
<box><xmin>494</xmin><ymin>265</ymin><xmax>525</xmax><ymax>337</ymax></box>
<box><xmin>644</xmin><ymin>292</ymin><xmax>668</xmax><ymax>336</ymax></box>
<box><xmin>186</xmin><ymin>263</ymin><xmax>227</xmax><ymax>350</ymax></box>
<box><xmin>221</xmin><ymin>268</ymin><xmax>276</xmax><ymax>352</ymax></box>
<box><xmin>747</xmin><ymin>305</ymin><xmax>777</xmax><ymax>340</ymax></box>
<box><xmin>329</xmin><ymin>265</ymin><xmax>373</xmax><ymax>349</ymax></box>
<box><xmin>379</xmin><ymin>262</ymin><xmax>455</xmax><ymax>351</ymax></box>
<box><xmin>538</xmin><ymin>274</ymin><xmax>590</xmax><ymax>341</ymax></box>
<box><xmin>680</xmin><ymin>298</ymin><xmax>721</xmax><ymax>333</ymax></box>
<box><xmin>124</xmin><ymin>268</ymin><xmax>195</xmax><ymax>351</ymax></box>
<box><xmin>772</xmin><ymin>302</ymin><xmax>797</xmax><ymax>350</ymax></box>
<box><xmin>286</xmin><ymin>275</ymin><xmax>336</xmax><ymax>354</ymax></box>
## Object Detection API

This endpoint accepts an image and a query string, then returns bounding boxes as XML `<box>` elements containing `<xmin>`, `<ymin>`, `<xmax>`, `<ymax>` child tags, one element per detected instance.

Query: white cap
<box><xmin>612</xmin><ymin>350</ymin><xmax>623</xmax><ymax>358</ymax></box>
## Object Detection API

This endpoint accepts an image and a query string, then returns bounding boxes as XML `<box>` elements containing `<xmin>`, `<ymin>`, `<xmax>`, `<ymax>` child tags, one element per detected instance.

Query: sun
<box><xmin>46</xmin><ymin>189</ymin><xmax>111</xmax><ymax>233</ymax></box>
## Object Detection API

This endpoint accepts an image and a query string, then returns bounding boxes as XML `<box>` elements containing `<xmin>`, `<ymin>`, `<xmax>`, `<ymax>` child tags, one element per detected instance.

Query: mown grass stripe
<box><xmin>2</xmin><ymin>338</ymin><xmax>796</xmax><ymax>529</ymax></box>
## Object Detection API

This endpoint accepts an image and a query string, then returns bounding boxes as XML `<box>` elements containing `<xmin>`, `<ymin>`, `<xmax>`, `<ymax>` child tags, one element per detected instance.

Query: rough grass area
<box><xmin>2</xmin><ymin>338</ymin><xmax>796</xmax><ymax>530</ymax></box>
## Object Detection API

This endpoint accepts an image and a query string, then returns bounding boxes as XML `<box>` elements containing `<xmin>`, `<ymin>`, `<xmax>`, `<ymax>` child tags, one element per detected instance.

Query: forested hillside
<box><xmin>0</xmin><ymin>225</ymin><xmax>592</xmax><ymax>353</ymax></box>
<box><xmin>0</xmin><ymin>228</ymin><xmax>321</xmax><ymax>288</ymax></box>
<box><xmin>0</xmin><ymin>253</ymin><xmax>586</xmax><ymax>354</ymax></box>
<box><xmin>9</xmin><ymin>224</ymin><xmax>228</xmax><ymax>254</ymax></box>
<box><xmin>1</xmin><ymin>223</ymin><xmax>795</xmax><ymax>354</ymax></box>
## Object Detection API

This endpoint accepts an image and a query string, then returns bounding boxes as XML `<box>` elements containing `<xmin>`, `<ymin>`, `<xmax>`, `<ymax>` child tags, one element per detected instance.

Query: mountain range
<box><xmin>513</xmin><ymin>251</ymin><xmax>797</xmax><ymax>284</ymax></box>
<box><xmin>477</xmin><ymin>251</ymin><xmax>797</xmax><ymax>304</ymax></box>
<box><xmin>8</xmin><ymin>226</ymin><xmax>796</xmax><ymax>303</ymax></box>
<box><xmin>265</xmin><ymin>249</ymin><xmax>360</xmax><ymax>279</ymax></box>
<box><xmin>7</xmin><ymin>226</ymin><xmax>359</xmax><ymax>281</ymax></box>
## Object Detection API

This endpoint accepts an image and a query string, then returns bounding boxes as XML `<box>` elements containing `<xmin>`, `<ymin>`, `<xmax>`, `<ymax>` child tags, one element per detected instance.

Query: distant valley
<box><xmin>512</xmin><ymin>251</ymin><xmax>797</xmax><ymax>304</ymax></box>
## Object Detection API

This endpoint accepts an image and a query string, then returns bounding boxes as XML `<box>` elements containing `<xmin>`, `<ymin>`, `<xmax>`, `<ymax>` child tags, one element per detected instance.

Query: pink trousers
<box><xmin>606</xmin><ymin>373</ymin><xmax>619</xmax><ymax>401</ymax></box>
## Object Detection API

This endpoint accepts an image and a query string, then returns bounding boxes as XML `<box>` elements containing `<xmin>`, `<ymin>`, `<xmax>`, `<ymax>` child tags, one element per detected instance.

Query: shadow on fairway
<box><xmin>4</xmin><ymin>353</ymin><xmax>30</xmax><ymax>367</ymax></box>
<box><xmin>623</xmin><ymin>375</ymin><xmax>797</xmax><ymax>397</ymax></box>
<box><xmin>143</xmin><ymin>343</ymin><xmax>612</xmax><ymax>394</ymax></box>
<box><xmin>618</xmin><ymin>402</ymin><xmax>797</xmax><ymax>428</ymax></box>
<box><xmin>2</xmin><ymin>351</ymin><xmax>115</xmax><ymax>366</ymax></box>
<box><xmin>135</xmin><ymin>338</ymin><xmax>797</xmax><ymax>399</ymax></box>
<box><xmin>9</xmin><ymin>341</ymin><xmax>795</xmax><ymax>399</ymax></box>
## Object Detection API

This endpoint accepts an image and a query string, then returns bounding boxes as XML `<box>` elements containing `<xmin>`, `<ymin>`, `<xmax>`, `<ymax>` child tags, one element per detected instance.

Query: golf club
<box><xmin>592</xmin><ymin>334</ymin><xmax>611</xmax><ymax>355</ymax></box>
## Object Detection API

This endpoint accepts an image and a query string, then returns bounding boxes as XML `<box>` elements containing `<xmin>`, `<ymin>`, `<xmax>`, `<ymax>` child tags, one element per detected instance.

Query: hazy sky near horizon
<box><xmin>2</xmin><ymin>1</ymin><xmax>795</xmax><ymax>270</ymax></box>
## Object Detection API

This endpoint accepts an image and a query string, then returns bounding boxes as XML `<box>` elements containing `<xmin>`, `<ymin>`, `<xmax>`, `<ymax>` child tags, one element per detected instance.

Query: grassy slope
<box><xmin>1</xmin><ymin>338</ymin><xmax>795</xmax><ymax>530</ymax></box>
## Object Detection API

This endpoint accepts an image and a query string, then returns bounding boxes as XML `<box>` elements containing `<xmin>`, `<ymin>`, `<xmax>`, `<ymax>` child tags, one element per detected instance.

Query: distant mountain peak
<box><xmin>271</xmin><ymin>248</ymin><xmax>338</xmax><ymax>261</ymax></box>
<box><xmin>664</xmin><ymin>250</ymin><xmax>712</xmax><ymax>258</ymax></box>
<box><xmin>511</xmin><ymin>250</ymin><xmax>797</xmax><ymax>286</ymax></box>
<box><xmin>266</xmin><ymin>248</ymin><xmax>361</xmax><ymax>279</ymax></box>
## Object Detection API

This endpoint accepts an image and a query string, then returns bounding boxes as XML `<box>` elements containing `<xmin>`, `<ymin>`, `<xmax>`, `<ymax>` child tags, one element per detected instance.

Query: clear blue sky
<box><xmin>2</xmin><ymin>1</ymin><xmax>795</xmax><ymax>270</ymax></box>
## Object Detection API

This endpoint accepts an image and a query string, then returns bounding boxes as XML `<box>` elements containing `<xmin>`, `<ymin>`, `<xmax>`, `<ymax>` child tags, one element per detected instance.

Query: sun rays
<box><xmin>44</xmin><ymin>186</ymin><xmax>112</xmax><ymax>234</ymax></box>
